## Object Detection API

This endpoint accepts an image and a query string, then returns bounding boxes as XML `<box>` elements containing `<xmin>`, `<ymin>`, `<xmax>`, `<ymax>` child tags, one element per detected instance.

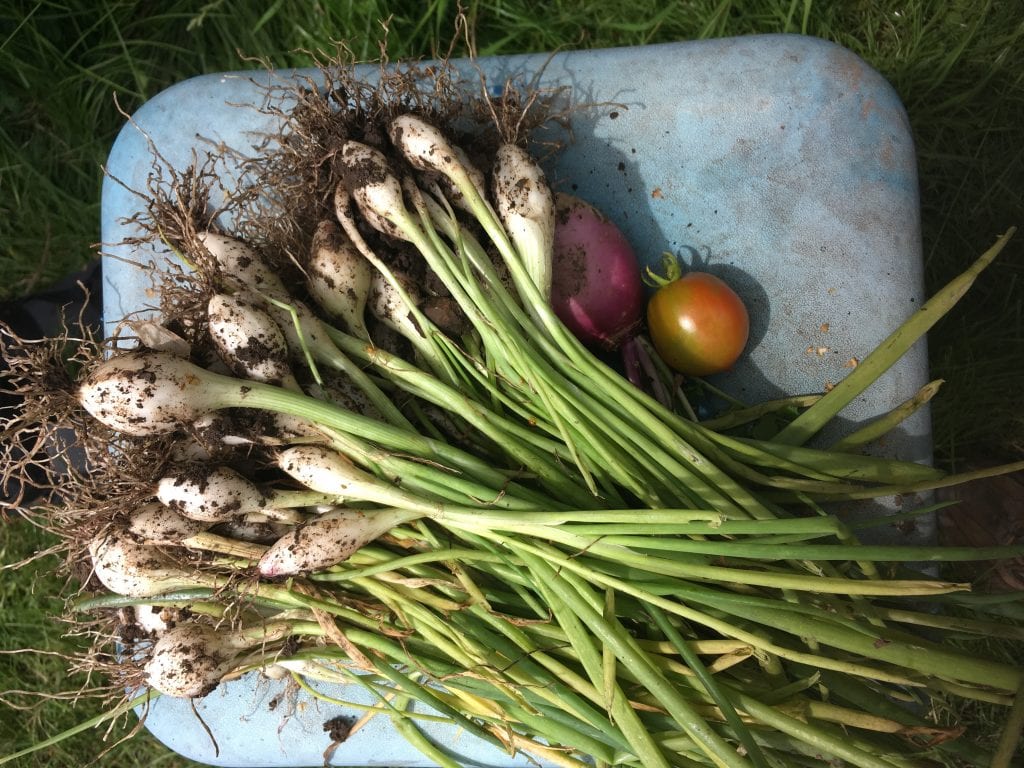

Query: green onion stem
<box><xmin>527</xmin><ymin>564</ymin><xmax>673</xmax><ymax>768</ymax></box>
<box><xmin>283</xmin><ymin>307</ymin><xmax>416</xmax><ymax>432</ymax></box>
<box><xmin>332</xmin><ymin>327</ymin><xmax>573</xmax><ymax>462</ymax></box>
<box><xmin>410</xmin><ymin>176</ymin><xmax>770</xmax><ymax>515</ymax></box>
<box><xmin>289</xmin><ymin>670</ymin><xmax>450</xmax><ymax>721</ymax></box>
<box><xmin>796</xmin><ymin>457</ymin><xmax>1024</xmax><ymax>500</ymax></box>
<box><xmin>697</xmin><ymin>395</ymin><xmax>821</xmax><ymax>430</ymax></box>
<box><xmin>700</xmin><ymin>597</ymin><xmax>1020</xmax><ymax>692</ymax></box>
<box><xmin>219</xmin><ymin>372</ymin><xmax>592</xmax><ymax>501</ymax></box>
<box><xmin>806</xmin><ymin>668</ymin><xmax>996</xmax><ymax>766</ymax></box>
<box><xmin>354</xmin><ymin>576</ymin><xmax>617</xmax><ymax>744</ymax></box>
<box><xmin>334</xmin><ymin>188</ymin><xmax>460</xmax><ymax>384</ymax></box>
<box><xmin>313</xmin><ymin>616</ymin><xmax>612</xmax><ymax>766</ymax></box>
<box><xmin>324</xmin><ymin>428</ymin><xmax>550</xmax><ymax>511</ymax></box>
<box><xmin>830</xmin><ymin>379</ymin><xmax>944</xmax><ymax>452</ymax></box>
<box><xmin>729</xmin><ymin>692</ymin><xmax>908</xmax><ymax>768</ymax></box>
<box><xmin>485</xmin><ymin>535</ymin><xmax>923</xmax><ymax>687</ymax></box>
<box><xmin>395</xmin><ymin>185</ymin><xmax>611</xmax><ymax>497</ymax></box>
<box><xmin>499</xmin><ymin>699</ymin><xmax>619</xmax><ymax>765</ymax></box>
<box><xmin>457</xmin><ymin>520</ymin><xmax>968</xmax><ymax>596</ymax></box>
<box><xmin>329</xmin><ymin>329</ymin><xmax>605</xmax><ymax>508</ymax></box>
<box><xmin>871</xmin><ymin>605</ymin><xmax>1024</xmax><ymax>639</ymax></box>
<box><xmin>73</xmin><ymin>590</ymin><xmax>222</xmax><ymax>612</ymax></box>
<box><xmin>433</xmin><ymin>229</ymin><xmax>675</xmax><ymax>503</ymax></box>
<box><xmin>367</xmin><ymin>658</ymin><xmax>508</xmax><ymax>752</ymax></box>
<box><xmin>719</xmin><ymin>433</ymin><xmax>944</xmax><ymax>485</ymax></box>
<box><xmin>775</xmin><ymin>228</ymin><xmax>1015</xmax><ymax>445</ymax></box>
<box><xmin>554</xmin><ymin>536</ymin><xmax>1024</xmax><ymax>564</ymax></box>
<box><xmin>389</xmin><ymin>706</ymin><xmax>463</xmax><ymax>768</ymax></box>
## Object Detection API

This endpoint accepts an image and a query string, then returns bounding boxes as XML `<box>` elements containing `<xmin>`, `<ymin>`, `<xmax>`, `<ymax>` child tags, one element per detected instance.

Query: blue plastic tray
<box><xmin>101</xmin><ymin>34</ymin><xmax>930</xmax><ymax>767</ymax></box>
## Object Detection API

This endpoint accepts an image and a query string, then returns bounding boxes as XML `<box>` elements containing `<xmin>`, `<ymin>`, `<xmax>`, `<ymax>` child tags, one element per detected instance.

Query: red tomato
<box><xmin>647</xmin><ymin>272</ymin><xmax>749</xmax><ymax>376</ymax></box>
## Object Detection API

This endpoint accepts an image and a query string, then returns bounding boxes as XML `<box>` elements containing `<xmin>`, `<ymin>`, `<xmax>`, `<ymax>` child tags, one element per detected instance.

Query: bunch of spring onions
<box><xmin>4</xmin><ymin>81</ymin><xmax>1024</xmax><ymax>768</ymax></box>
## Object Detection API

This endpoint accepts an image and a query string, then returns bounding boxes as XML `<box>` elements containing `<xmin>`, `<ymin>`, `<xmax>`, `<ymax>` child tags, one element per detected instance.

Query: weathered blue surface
<box><xmin>101</xmin><ymin>34</ymin><xmax>929</xmax><ymax>767</ymax></box>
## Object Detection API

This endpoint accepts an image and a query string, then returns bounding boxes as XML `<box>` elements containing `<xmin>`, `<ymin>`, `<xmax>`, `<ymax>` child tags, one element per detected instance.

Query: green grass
<box><xmin>1</xmin><ymin>1</ymin><xmax>1022</xmax><ymax>766</ymax></box>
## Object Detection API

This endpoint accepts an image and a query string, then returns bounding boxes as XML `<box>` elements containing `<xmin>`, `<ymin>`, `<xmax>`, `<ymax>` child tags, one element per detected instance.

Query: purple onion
<box><xmin>551</xmin><ymin>193</ymin><xmax>644</xmax><ymax>350</ymax></box>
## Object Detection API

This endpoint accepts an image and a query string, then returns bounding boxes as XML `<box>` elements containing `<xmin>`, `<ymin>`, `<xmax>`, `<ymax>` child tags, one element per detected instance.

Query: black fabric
<box><xmin>0</xmin><ymin>260</ymin><xmax>102</xmax><ymax>338</ymax></box>
<box><xmin>1</xmin><ymin>260</ymin><xmax>102</xmax><ymax>507</ymax></box>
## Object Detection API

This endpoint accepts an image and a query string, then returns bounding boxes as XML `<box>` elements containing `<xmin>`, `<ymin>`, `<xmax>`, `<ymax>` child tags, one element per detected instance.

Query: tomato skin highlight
<box><xmin>646</xmin><ymin>272</ymin><xmax>750</xmax><ymax>376</ymax></box>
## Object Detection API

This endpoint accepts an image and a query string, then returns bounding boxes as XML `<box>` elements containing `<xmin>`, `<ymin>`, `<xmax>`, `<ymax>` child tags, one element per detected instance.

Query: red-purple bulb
<box><xmin>551</xmin><ymin>193</ymin><xmax>644</xmax><ymax>350</ymax></box>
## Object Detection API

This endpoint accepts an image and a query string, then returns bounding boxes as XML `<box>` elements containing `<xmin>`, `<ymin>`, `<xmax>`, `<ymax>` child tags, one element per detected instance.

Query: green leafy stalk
<box><xmin>775</xmin><ymin>228</ymin><xmax>1015</xmax><ymax>445</ymax></box>
<box><xmin>460</xmin><ymin>520</ymin><xmax>970</xmax><ymax>596</ymax></box>
<box><xmin>830</xmin><ymin>378</ymin><xmax>944</xmax><ymax>452</ymax></box>
<box><xmin>729</xmin><ymin>692</ymin><xmax>908</xmax><ymax>768</ymax></box>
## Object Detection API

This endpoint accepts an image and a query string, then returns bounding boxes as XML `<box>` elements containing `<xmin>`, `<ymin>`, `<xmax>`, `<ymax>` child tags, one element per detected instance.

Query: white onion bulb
<box><xmin>197</xmin><ymin>232</ymin><xmax>287</xmax><ymax>297</ymax></box>
<box><xmin>207</xmin><ymin>293</ymin><xmax>297</xmax><ymax>387</ymax></box>
<box><xmin>258</xmin><ymin>507</ymin><xmax>415</xmax><ymax>577</ymax></box>
<box><xmin>308</xmin><ymin>220</ymin><xmax>372</xmax><ymax>339</ymax></box>
<box><xmin>88</xmin><ymin>528</ymin><xmax>208</xmax><ymax>597</ymax></box>
<box><xmin>340</xmin><ymin>141</ymin><xmax>411</xmax><ymax>241</ymax></box>
<box><xmin>156</xmin><ymin>464</ymin><xmax>266</xmax><ymax>522</ymax></box>
<box><xmin>492</xmin><ymin>143</ymin><xmax>555</xmax><ymax>300</ymax></box>
<box><xmin>78</xmin><ymin>351</ymin><xmax>225</xmax><ymax>435</ymax></box>
<box><xmin>127</xmin><ymin>502</ymin><xmax>209</xmax><ymax>545</ymax></box>
<box><xmin>144</xmin><ymin>623</ymin><xmax>234</xmax><ymax>698</ymax></box>
<box><xmin>368</xmin><ymin>270</ymin><xmax>423</xmax><ymax>342</ymax></box>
